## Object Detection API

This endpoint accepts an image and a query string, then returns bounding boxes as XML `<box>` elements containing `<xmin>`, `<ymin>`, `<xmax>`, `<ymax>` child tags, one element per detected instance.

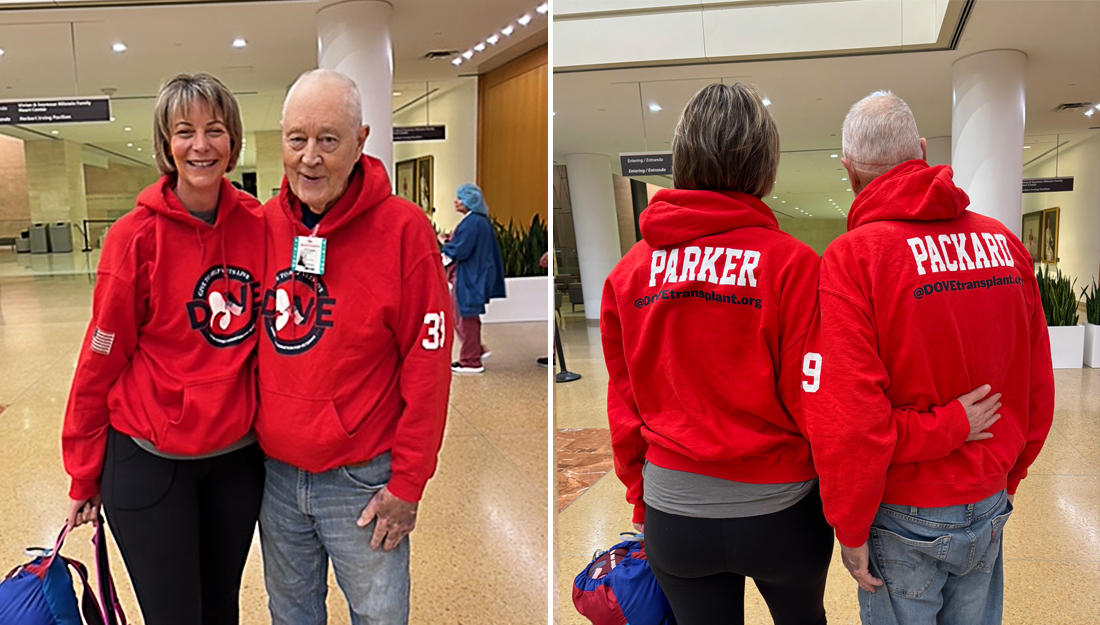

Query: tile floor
<box><xmin>0</xmin><ymin>249</ymin><xmax>550</xmax><ymax>624</ymax></box>
<box><xmin>554</xmin><ymin>310</ymin><xmax>1100</xmax><ymax>625</ymax></box>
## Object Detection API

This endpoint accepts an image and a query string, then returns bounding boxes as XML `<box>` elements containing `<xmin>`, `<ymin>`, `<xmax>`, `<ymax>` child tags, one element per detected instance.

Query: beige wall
<box><xmin>776</xmin><ymin>218</ymin><xmax>846</xmax><ymax>256</ymax></box>
<box><xmin>25</xmin><ymin>139</ymin><xmax>87</xmax><ymax>226</ymax></box>
<box><xmin>254</xmin><ymin>130</ymin><xmax>283</xmax><ymax>203</ymax></box>
<box><xmin>611</xmin><ymin>174</ymin><xmax>637</xmax><ymax>256</ymax></box>
<box><xmin>84</xmin><ymin>161</ymin><xmax>159</xmax><ymax>220</ymax></box>
<box><xmin>0</xmin><ymin>134</ymin><xmax>31</xmax><ymax>236</ymax></box>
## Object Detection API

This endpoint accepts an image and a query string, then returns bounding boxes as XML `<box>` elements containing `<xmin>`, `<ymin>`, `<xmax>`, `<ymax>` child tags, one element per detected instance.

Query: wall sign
<box><xmin>620</xmin><ymin>151</ymin><xmax>673</xmax><ymax>177</ymax></box>
<box><xmin>394</xmin><ymin>125</ymin><xmax>446</xmax><ymax>142</ymax></box>
<box><xmin>0</xmin><ymin>97</ymin><xmax>111</xmax><ymax>125</ymax></box>
<box><xmin>1022</xmin><ymin>177</ymin><xmax>1073</xmax><ymax>193</ymax></box>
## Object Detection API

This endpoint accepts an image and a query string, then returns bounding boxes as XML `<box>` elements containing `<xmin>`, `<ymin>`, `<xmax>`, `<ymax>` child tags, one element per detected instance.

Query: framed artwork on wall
<box><xmin>1021</xmin><ymin>211</ymin><xmax>1042</xmax><ymax>264</ymax></box>
<box><xmin>416</xmin><ymin>155</ymin><xmax>434</xmax><ymax>216</ymax></box>
<box><xmin>395</xmin><ymin>158</ymin><xmax>418</xmax><ymax>204</ymax></box>
<box><xmin>1040</xmin><ymin>206</ymin><xmax>1060</xmax><ymax>264</ymax></box>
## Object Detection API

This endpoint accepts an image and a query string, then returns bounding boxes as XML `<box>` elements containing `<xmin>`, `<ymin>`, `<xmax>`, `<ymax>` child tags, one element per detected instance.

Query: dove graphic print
<box><xmin>187</xmin><ymin>265</ymin><xmax>261</xmax><ymax>347</ymax></box>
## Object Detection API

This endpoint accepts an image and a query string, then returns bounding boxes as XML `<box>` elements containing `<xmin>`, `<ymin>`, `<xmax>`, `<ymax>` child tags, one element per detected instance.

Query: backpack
<box><xmin>572</xmin><ymin>533</ymin><xmax>676</xmax><ymax>625</ymax></box>
<box><xmin>0</xmin><ymin>520</ymin><xmax>127</xmax><ymax>625</ymax></box>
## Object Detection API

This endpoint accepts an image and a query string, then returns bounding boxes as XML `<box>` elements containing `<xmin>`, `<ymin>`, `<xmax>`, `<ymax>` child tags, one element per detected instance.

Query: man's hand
<box><xmin>840</xmin><ymin>542</ymin><xmax>884</xmax><ymax>593</ymax></box>
<box><xmin>957</xmin><ymin>384</ymin><xmax>1002</xmax><ymax>442</ymax></box>
<box><xmin>1007</xmin><ymin>493</ymin><xmax>1015</xmax><ymax>505</ymax></box>
<box><xmin>66</xmin><ymin>496</ymin><xmax>101</xmax><ymax>531</ymax></box>
<box><xmin>356</xmin><ymin>486</ymin><xmax>418</xmax><ymax>551</ymax></box>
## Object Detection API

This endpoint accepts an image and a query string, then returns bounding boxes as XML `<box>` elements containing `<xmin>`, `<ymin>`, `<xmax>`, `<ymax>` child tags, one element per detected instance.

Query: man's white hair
<box><xmin>841</xmin><ymin>90</ymin><xmax>923</xmax><ymax>177</ymax></box>
<box><xmin>281</xmin><ymin>69</ymin><xmax>363</xmax><ymax>129</ymax></box>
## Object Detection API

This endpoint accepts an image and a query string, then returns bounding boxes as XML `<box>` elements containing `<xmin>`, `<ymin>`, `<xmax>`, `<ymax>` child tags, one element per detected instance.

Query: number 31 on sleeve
<box><xmin>422</xmin><ymin>311</ymin><xmax>446</xmax><ymax>350</ymax></box>
<box><xmin>802</xmin><ymin>353</ymin><xmax>822</xmax><ymax>393</ymax></box>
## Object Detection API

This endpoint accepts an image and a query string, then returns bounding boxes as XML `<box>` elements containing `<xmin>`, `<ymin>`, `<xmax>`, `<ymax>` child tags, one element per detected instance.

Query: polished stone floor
<box><xmin>0</xmin><ymin>249</ymin><xmax>550</xmax><ymax>624</ymax></box>
<box><xmin>555</xmin><ymin>309</ymin><xmax>1100</xmax><ymax>625</ymax></box>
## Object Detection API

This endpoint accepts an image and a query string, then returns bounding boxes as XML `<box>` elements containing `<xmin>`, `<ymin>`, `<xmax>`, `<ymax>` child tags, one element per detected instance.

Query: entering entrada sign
<box><xmin>0</xmin><ymin>97</ymin><xmax>111</xmax><ymax>125</ymax></box>
<box><xmin>1022</xmin><ymin>177</ymin><xmax>1073</xmax><ymax>193</ymax></box>
<box><xmin>620</xmin><ymin>151</ymin><xmax>673</xmax><ymax>177</ymax></box>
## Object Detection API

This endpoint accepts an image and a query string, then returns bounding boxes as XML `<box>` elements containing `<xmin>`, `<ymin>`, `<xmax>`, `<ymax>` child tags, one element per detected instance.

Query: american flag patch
<box><xmin>90</xmin><ymin>327</ymin><xmax>115</xmax><ymax>355</ymax></box>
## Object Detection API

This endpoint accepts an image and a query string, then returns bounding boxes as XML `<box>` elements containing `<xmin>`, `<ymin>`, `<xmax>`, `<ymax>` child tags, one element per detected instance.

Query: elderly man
<box><xmin>803</xmin><ymin>91</ymin><xmax>1054</xmax><ymax>625</ymax></box>
<box><xmin>255</xmin><ymin>69</ymin><xmax>451</xmax><ymax>624</ymax></box>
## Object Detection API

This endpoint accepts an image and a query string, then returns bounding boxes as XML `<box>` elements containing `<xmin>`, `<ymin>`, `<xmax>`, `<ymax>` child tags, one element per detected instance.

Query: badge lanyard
<box><xmin>292</xmin><ymin>224</ymin><xmax>326</xmax><ymax>276</ymax></box>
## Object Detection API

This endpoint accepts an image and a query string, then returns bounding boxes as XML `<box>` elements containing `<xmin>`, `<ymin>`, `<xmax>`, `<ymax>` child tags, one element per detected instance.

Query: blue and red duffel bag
<box><xmin>572</xmin><ymin>533</ymin><xmax>675</xmax><ymax>625</ymax></box>
<box><xmin>0</xmin><ymin>519</ymin><xmax>126</xmax><ymax>625</ymax></box>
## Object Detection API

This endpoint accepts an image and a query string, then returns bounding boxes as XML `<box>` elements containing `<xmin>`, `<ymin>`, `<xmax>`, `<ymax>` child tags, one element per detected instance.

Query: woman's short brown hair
<box><xmin>152</xmin><ymin>73</ymin><xmax>243</xmax><ymax>176</ymax></box>
<box><xmin>672</xmin><ymin>83</ymin><xmax>780</xmax><ymax>197</ymax></box>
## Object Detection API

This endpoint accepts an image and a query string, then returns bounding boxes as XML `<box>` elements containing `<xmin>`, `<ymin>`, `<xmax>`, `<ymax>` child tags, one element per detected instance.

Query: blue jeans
<box><xmin>860</xmin><ymin>490</ymin><xmax>1013</xmax><ymax>625</ymax></box>
<box><xmin>260</xmin><ymin>454</ymin><xmax>409</xmax><ymax>625</ymax></box>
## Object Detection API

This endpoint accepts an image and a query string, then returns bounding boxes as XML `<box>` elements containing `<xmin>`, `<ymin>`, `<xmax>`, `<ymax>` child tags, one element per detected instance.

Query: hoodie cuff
<box><xmin>835</xmin><ymin>526</ymin><xmax>870</xmax><ymax>549</ymax></box>
<box><xmin>632</xmin><ymin>502</ymin><xmax>646</xmax><ymax>524</ymax></box>
<box><xmin>1006</xmin><ymin>477</ymin><xmax>1022</xmax><ymax>495</ymax></box>
<box><xmin>69</xmin><ymin>478</ymin><xmax>101</xmax><ymax>502</ymax></box>
<box><xmin>943</xmin><ymin>399</ymin><xmax>971</xmax><ymax>450</ymax></box>
<box><xmin>385</xmin><ymin>474</ymin><xmax>425</xmax><ymax>504</ymax></box>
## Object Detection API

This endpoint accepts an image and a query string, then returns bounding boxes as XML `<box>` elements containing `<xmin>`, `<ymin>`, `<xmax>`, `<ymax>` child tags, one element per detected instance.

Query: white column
<box><xmin>565</xmin><ymin>153</ymin><xmax>622</xmax><ymax>320</ymax></box>
<box><xmin>951</xmin><ymin>50</ymin><xmax>1027</xmax><ymax>237</ymax></box>
<box><xmin>316</xmin><ymin>0</ymin><xmax>394</xmax><ymax>175</ymax></box>
<box><xmin>925</xmin><ymin>136</ymin><xmax>951</xmax><ymax>167</ymax></box>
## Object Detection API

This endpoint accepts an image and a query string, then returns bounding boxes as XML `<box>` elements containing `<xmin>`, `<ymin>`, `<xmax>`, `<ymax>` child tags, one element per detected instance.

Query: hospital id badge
<box><xmin>292</xmin><ymin>236</ymin><xmax>327</xmax><ymax>275</ymax></box>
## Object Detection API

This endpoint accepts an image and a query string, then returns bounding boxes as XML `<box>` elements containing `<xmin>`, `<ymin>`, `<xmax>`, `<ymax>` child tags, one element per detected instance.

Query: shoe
<box><xmin>481</xmin><ymin>350</ymin><xmax>492</xmax><ymax>360</ymax></box>
<box><xmin>452</xmin><ymin>362</ymin><xmax>485</xmax><ymax>374</ymax></box>
<box><xmin>536</xmin><ymin>357</ymin><xmax>549</xmax><ymax>368</ymax></box>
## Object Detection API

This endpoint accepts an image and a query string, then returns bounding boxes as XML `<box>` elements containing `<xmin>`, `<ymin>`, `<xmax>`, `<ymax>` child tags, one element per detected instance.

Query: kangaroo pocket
<box><xmin>257</xmin><ymin>386</ymin><xmax>361</xmax><ymax>466</ymax></box>
<box><xmin>154</xmin><ymin>372</ymin><xmax>254</xmax><ymax>455</ymax></box>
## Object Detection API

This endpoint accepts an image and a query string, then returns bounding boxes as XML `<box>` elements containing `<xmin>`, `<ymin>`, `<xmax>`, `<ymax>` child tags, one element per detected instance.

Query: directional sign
<box><xmin>1023</xmin><ymin>177</ymin><xmax>1074</xmax><ymax>193</ymax></box>
<box><xmin>619</xmin><ymin>151</ymin><xmax>673</xmax><ymax>177</ymax></box>
<box><xmin>394</xmin><ymin>125</ymin><xmax>446</xmax><ymax>142</ymax></box>
<box><xmin>0</xmin><ymin>97</ymin><xmax>111</xmax><ymax>125</ymax></box>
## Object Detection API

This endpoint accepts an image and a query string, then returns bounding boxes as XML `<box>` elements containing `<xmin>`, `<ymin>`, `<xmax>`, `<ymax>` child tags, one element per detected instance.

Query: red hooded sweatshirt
<box><xmin>601</xmin><ymin>190</ymin><xmax>822</xmax><ymax>524</ymax></box>
<box><xmin>62</xmin><ymin>177</ymin><xmax>264</xmax><ymax>501</ymax></box>
<box><xmin>255</xmin><ymin>155</ymin><xmax>452</xmax><ymax>503</ymax></box>
<box><xmin>803</xmin><ymin>160</ymin><xmax>1055</xmax><ymax>548</ymax></box>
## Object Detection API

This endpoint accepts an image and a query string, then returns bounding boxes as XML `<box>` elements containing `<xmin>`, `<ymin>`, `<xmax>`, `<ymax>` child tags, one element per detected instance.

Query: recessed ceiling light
<box><xmin>1086</xmin><ymin>109</ymin><xmax>1095</xmax><ymax>117</ymax></box>
<box><xmin>0</xmin><ymin>49</ymin><xmax>5</xmax><ymax>57</ymax></box>
<box><xmin>462</xmin><ymin>50</ymin><xmax>474</xmax><ymax>60</ymax></box>
<box><xmin>649</xmin><ymin>103</ymin><xmax>661</xmax><ymax>112</ymax></box>
<box><xmin>127</xmin><ymin>142</ymin><xmax>133</xmax><ymax>147</ymax></box>
<box><xmin>392</xmin><ymin>91</ymin><xmax>401</xmax><ymax>97</ymax></box>
<box><xmin>1024</xmin><ymin>145</ymin><xmax>1031</xmax><ymax>149</ymax></box>
<box><xmin>487</xmin><ymin>34</ymin><xmax>500</xmax><ymax>45</ymax></box>
<box><xmin>772</xmin><ymin>196</ymin><xmax>777</xmax><ymax>199</ymax></box>
<box><xmin>828</xmin><ymin>199</ymin><xmax>833</xmax><ymax>202</ymax></box>
<box><xmin>474</xmin><ymin>42</ymin><xmax>486</xmax><ymax>52</ymax></box>
<box><xmin>502</xmin><ymin>25</ymin><xmax>515</xmax><ymax>36</ymax></box>
<box><xmin>537</xmin><ymin>3</ymin><xmax>548</xmax><ymax>14</ymax></box>
<box><xmin>136</xmin><ymin>147</ymin><xmax>142</xmax><ymax>151</ymax></box>
<box><xmin>830</xmin><ymin>154</ymin><xmax>838</xmax><ymax>158</ymax></box>
<box><xmin>50</xmin><ymin>130</ymin><xmax>58</xmax><ymax>135</ymax></box>
<box><xmin>781</xmin><ymin>201</ymin><xmax>785</xmax><ymax>203</ymax></box>
<box><xmin>518</xmin><ymin>14</ymin><xmax>532</xmax><ymax>26</ymax></box>
<box><xmin>232</xmin><ymin>38</ymin><xmax>247</xmax><ymax>48</ymax></box>
<box><xmin>846</xmin><ymin>188</ymin><xmax>852</xmax><ymax>191</ymax></box>
<box><xmin>762</xmin><ymin>97</ymin><xmax>771</xmax><ymax>106</ymax></box>
<box><xmin>124</xmin><ymin>126</ymin><xmax>131</xmax><ymax>131</ymax></box>
<box><xmin>451</xmin><ymin>58</ymin><xmax>462</xmax><ymax>66</ymax></box>
<box><xmin>841</xmin><ymin>177</ymin><xmax>847</xmax><ymax>181</ymax></box>
<box><xmin>112</xmin><ymin>42</ymin><xmax>127</xmax><ymax>53</ymax></box>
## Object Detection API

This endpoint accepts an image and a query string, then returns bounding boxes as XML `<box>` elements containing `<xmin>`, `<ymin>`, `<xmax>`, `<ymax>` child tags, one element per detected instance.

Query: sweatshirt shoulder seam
<box><xmin>819</xmin><ymin>285</ymin><xmax>872</xmax><ymax>315</ymax></box>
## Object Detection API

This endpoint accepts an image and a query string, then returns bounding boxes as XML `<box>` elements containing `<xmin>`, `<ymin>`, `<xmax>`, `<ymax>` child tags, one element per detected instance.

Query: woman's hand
<box><xmin>957</xmin><ymin>385</ymin><xmax>1002</xmax><ymax>442</ymax></box>
<box><xmin>66</xmin><ymin>496</ymin><xmax>101</xmax><ymax>530</ymax></box>
<box><xmin>632</xmin><ymin>522</ymin><xmax>644</xmax><ymax>534</ymax></box>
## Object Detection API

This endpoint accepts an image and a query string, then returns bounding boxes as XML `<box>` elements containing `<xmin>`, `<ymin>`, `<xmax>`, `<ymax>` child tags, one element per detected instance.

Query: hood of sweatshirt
<box><xmin>639</xmin><ymin>189</ymin><xmax>779</xmax><ymax>248</ymax></box>
<box><xmin>136</xmin><ymin>175</ymin><xmax>248</xmax><ymax>227</ymax></box>
<box><xmin>277</xmin><ymin>154</ymin><xmax>392</xmax><ymax>235</ymax></box>
<box><xmin>847</xmin><ymin>160</ymin><xmax>970</xmax><ymax>231</ymax></box>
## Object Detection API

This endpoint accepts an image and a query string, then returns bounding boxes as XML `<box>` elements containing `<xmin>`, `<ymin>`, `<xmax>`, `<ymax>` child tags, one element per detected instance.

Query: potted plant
<box><xmin>1082</xmin><ymin>280</ymin><xmax>1100</xmax><ymax>367</ymax></box>
<box><xmin>1038</xmin><ymin>265</ymin><xmax>1084</xmax><ymax>368</ymax></box>
<box><xmin>482</xmin><ymin>214</ymin><xmax>549</xmax><ymax>323</ymax></box>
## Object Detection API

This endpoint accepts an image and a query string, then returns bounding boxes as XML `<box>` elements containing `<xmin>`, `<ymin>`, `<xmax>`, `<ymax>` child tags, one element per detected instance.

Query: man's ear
<box><xmin>920</xmin><ymin>137</ymin><xmax>927</xmax><ymax>162</ymax></box>
<box><xmin>841</xmin><ymin>157</ymin><xmax>861</xmax><ymax>193</ymax></box>
<box><xmin>358</xmin><ymin>125</ymin><xmax>370</xmax><ymax>152</ymax></box>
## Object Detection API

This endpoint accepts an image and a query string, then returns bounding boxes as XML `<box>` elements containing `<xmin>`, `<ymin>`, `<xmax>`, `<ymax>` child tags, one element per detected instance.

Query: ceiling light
<box><xmin>761</xmin><ymin>97</ymin><xmax>771</xmax><ymax>106</ymax></box>
<box><xmin>452</xmin><ymin>58</ymin><xmax>462</xmax><ymax>66</ymax></box>
<box><xmin>474</xmin><ymin>42</ymin><xmax>486</xmax><ymax>52</ymax></box>
<box><xmin>0</xmin><ymin>49</ymin><xmax>5</xmax><ymax>57</ymax></box>
<box><xmin>828</xmin><ymin>199</ymin><xmax>832</xmax><ymax>202</ymax></box>
<box><xmin>781</xmin><ymin>201</ymin><xmax>785</xmax><ymax>203</ymax></box>
<box><xmin>136</xmin><ymin>147</ymin><xmax>142</xmax><ymax>151</ymax></box>
<box><xmin>649</xmin><ymin>104</ymin><xmax>662</xmax><ymax>112</ymax></box>
<box><xmin>846</xmin><ymin>188</ymin><xmax>852</xmax><ymax>191</ymax></box>
<box><xmin>772</xmin><ymin>196</ymin><xmax>777</xmax><ymax>199</ymax></box>
<box><xmin>841</xmin><ymin>177</ymin><xmax>847</xmax><ymax>181</ymax></box>
<box><xmin>50</xmin><ymin>130</ymin><xmax>58</xmax><ymax>135</ymax></box>
<box><xmin>124</xmin><ymin>126</ymin><xmax>131</xmax><ymax>131</ymax></box>
<box><xmin>127</xmin><ymin>142</ymin><xmax>133</xmax><ymax>147</ymax></box>
<box><xmin>392</xmin><ymin>91</ymin><xmax>401</xmax><ymax>97</ymax></box>
<box><xmin>232</xmin><ymin>38</ymin><xmax>247</xmax><ymax>48</ymax></box>
<box><xmin>518</xmin><ymin>14</ymin><xmax>532</xmax><ymax>26</ymax></box>
<box><xmin>502</xmin><ymin>25</ymin><xmax>515</xmax><ymax>36</ymax></box>
<box><xmin>112</xmin><ymin>42</ymin><xmax>127</xmax><ymax>53</ymax></box>
<box><xmin>830</xmin><ymin>154</ymin><xmax>838</xmax><ymax>158</ymax></box>
<box><xmin>462</xmin><ymin>50</ymin><xmax>474</xmax><ymax>60</ymax></box>
<box><xmin>537</xmin><ymin>3</ymin><xmax>548</xmax><ymax>14</ymax></box>
<box><xmin>1024</xmin><ymin>145</ymin><xmax>1031</xmax><ymax>149</ymax></box>
<box><xmin>487</xmin><ymin>34</ymin><xmax>500</xmax><ymax>45</ymax></box>
<box><xmin>1086</xmin><ymin>109</ymin><xmax>1094</xmax><ymax>117</ymax></box>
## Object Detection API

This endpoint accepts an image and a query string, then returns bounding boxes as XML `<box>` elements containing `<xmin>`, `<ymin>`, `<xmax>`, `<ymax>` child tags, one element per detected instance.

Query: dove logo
<box><xmin>261</xmin><ymin>268</ymin><xmax>337</xmax><ymax>355</ymax></box>
<box><xmin>186</xmin><ymin>265</ymin><xmax>261</xmax><ymax>348</ymax></box>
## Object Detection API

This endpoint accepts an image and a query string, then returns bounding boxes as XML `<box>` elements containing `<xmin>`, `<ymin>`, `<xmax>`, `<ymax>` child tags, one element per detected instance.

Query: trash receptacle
<box><xmin>29</xmin><ymin>224</ymin><xmax>49</xmax><ymax>254</ymax></box>
<box><xmin>15</xmin><ymin>230</ymin><xmax>30</xmax><ymax>253</ymax></box>
<box><xmin>48</xmin><ymin>222</ymin><xmax>73</xmax><ymax>253</ymax></box>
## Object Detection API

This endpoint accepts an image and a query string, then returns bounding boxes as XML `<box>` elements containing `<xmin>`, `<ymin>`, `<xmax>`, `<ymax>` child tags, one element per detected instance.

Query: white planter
<box><xmin>1048</xmin><ymin>325</ymin><xmax>1085</xmax><ymax>369</ymax></box>
<box><xmin>482</xmin><ymin>275</ymin><xmax>549</xmax><ymax>324</ymax></box>
<box><xmin>1084</xmin><ymin>323</ymin><xmax>1100</xmax><ymax>368</ymax></box>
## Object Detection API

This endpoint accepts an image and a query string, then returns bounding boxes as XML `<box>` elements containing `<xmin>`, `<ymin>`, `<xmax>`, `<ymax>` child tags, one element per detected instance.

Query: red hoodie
<box><xmin>601</xmin><ymin>190</ymin><xmax>822</xmax><ymax>524</ymax></box>
<box><xmin>803</xmin><ymin>160</ymin><xmax>1055</xmax><ymax>547</ymax></box>
<box><xmin>255</xmin><ymin>155</ymin><xmax>451</xmax><ymax>503</ymax></box>
<box><xmin>62</xmin><ymin>177</ymin><xmax>264</xmax><ymax>500</ymax></box>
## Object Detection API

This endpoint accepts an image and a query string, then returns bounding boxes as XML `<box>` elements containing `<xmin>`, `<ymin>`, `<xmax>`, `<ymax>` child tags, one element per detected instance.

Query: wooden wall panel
<box><xmin>477</xmin><ymin>45</ymin><xmax>548</xmax><ymax>228</ymax></box>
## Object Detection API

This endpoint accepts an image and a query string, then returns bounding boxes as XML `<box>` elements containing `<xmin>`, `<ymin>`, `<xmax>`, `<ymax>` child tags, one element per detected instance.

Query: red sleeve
<box><xmin>600</xmin><ymin>278</ymin><xmax>647</xmax><ymax>524</ymax></box>
<box><xmin>776</xmin><ymin>248</ymin><xmax>818</xmax><ymax>432</ymax></box>
<box><xmin>62</xmin><ymin>232</ymin><xmax>147</xmax><ymax>501</ymax></box>
<box><xmin>1007</xmin><ymin>273</ymin><xmax>1055</xmax><ymax>493</ymax></box>
<box><xmin>388</xmin><ymin>227</ymin><xmax>453</xmax><ymax>503</ymax></box>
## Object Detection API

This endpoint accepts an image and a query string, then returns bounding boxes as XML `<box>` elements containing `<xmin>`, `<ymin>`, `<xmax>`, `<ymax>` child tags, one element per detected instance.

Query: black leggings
<box><xmin>100</xmin><ymin>428</ymin><xmax>264</xmax><ymax>625</ymax></box>
<box><xmin>644</xmin><ymin>486</ymin><xmax>834</xmax><ymax>625</ymax></box>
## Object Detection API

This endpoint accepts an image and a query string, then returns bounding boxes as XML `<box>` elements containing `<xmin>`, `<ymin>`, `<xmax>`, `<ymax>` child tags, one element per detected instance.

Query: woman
<box><xmin>440</xmin><ymin>183</ymin><xmax>505</xmax><ymax>374</ymax></box>
<box><xmin>62</xmin><ymin>73</ymin><xmax>264</xmax><ymax>625</ymax></box>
